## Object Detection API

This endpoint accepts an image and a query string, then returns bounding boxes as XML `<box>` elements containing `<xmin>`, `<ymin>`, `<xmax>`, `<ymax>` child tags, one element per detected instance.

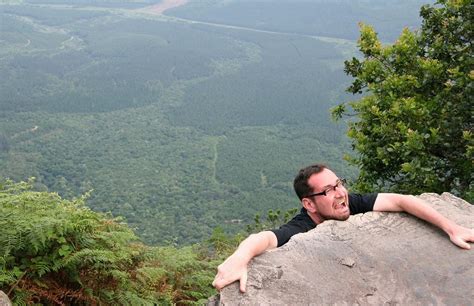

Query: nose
<box><xmin>334</xmin><ymin>185</ymin><xmax>345</xmax><ymax>197</ymax></box>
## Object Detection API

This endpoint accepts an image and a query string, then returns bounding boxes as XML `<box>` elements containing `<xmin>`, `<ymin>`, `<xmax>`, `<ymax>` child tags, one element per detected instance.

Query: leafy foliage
<box><xmin>333</xmin><ymin>0</ymin><xmax>473</xmax><ymax>201</ymax></box>
<box><xmin>246</xmin><ymin>208</ymin><xmax>299</xmax><ymax>234</ymax></box>
<box><xmin>0</xmin><ymin>179</ymin><xmax>224</xmax><ymax>305</ymax></box>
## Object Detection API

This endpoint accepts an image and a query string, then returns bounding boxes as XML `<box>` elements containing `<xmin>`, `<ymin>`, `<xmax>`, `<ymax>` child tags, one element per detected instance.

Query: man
<box><xmin>212</xmin><ymin>163</ymin><xmax>474</xmax><ymax>292</ymax></box>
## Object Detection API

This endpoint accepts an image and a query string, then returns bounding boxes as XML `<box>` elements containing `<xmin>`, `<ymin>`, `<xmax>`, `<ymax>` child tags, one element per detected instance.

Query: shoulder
<box><xmin>349</xmin><ymin>193</ymin><xmax>378</xmax><ymax>215</ymax></box>
<box><xmin>271</xmin><ymin>208</ymin><xmax>315</xmax><ymax>247</ymax></box>
<box><xmin>285</xmin><ymin>207</ymin><xmax>314</xmax><ymax>228</ymax></box>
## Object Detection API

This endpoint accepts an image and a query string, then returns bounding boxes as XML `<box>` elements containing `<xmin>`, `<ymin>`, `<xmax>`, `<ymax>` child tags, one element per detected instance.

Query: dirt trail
<box><xmin>146</xmin><ymin>0</ymin><xmax>188</xmax><ymax>15</ymax></box>
<box><xmin>11</xmin><ymin>126</ymin><xmax>39</xmax><ymax>139</ymax></box>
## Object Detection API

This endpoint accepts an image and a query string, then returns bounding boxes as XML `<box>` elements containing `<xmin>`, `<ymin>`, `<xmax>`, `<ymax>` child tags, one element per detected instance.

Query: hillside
<box><xmin>0</xmin><ymin>0</ymin><xmax>431</xmax><ymax>244</ymax></box>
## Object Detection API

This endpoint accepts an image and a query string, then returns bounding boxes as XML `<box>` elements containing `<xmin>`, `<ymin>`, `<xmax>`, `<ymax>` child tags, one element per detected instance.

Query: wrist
<box><xmin>232</xmin><ymin>248</ymin><xmax>253</xmax><ymax>263</ymax></box>
<box><xmin>442</xmin><ymin>220</ymin><xmax>457</xmax><ymax>237</ymax></box>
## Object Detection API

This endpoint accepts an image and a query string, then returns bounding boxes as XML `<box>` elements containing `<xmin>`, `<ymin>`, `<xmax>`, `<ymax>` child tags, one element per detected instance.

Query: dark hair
<box><xmin>293</xmin><ymin>164</ymin><xmax>328</xmax><ymax>200</ymax></box>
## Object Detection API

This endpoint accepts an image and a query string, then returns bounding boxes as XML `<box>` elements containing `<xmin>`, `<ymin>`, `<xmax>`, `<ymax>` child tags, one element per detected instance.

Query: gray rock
<box><xmin>0</xmin><ymin>291</ymin><xmax>12</xmax><ymax>306</ymax></box>
<box><xmin>218</xmin><ymin>193</ymin><xmax>474</xmax><ymax>305</ymax></box>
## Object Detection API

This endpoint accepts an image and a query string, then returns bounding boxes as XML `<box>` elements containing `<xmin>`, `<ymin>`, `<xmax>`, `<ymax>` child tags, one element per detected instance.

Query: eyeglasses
<box><xmin>304</xmin><ymin>178</ymin><xmax>347</xmax><ymax>198</ymax></box>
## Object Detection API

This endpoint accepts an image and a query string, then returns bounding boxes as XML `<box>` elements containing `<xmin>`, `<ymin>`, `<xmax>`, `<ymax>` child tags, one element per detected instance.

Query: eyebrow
<box><xmin>321</xmin><ymin>179</ymin><xmax>339</xmax><ymax>189</ymax></box>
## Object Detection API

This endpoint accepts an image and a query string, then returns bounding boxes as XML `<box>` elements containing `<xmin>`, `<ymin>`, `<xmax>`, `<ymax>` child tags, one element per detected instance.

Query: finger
<box><xmin>468</xmin><ymin>229</ymin><xmax>474</xmax><ymax>242</ymax></box>
<box><xmin>213</xmin><ymin>276</ymin><xmax>224</xmax><ymax>290</ymax></box>
<box><xmin>213</xmin><ymin>279</ymin><xmax>224</xmax><ymax>290</ymax></box>
<box><xmin>239</xmin><ymin>271</ymin><xmax>248</xmax><ymax>293</ymax></box>
<box><xmin>212</xmin><ymin>273</ymin><xmax>220</xmax><ymax>287</ymax></box>
<box><xmin>453</xmin><ymin>237</ymin><xmax>471</xmax><ymax>250</ymax></box>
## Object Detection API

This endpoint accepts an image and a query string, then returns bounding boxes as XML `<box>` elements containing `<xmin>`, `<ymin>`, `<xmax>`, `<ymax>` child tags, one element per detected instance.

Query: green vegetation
<box><xmin>0</xmin><ymin>0</ymin><xmax>437</xmax><ymax>247</ymax></box>
<box><xmin>333</xmin><ymin>0</ymin><xmax>473</xmax><ymax>201</ymax></box>
<box><xmin>0</xmin><ymin>179</ymin><xmax>230</xmax><ymax>305</ymax></box>
<box><xmin>170</xmin><ymin>0</ymin><xmax>432</xmax><ymax>42</ymax></box>
<box><xmin>246</xmin><ymin>207</ymin><xmax>299</xmax><ymax>234</ymax></box>
<box><xmin>0</xmin><ymin>179</ymin><xmax>295</xmax><ymax>304</ymax></box>
<box><xmin>24</xmin><ymin>0</ymin><xmax>156</xmax><ymax>8</ymax></box>
<box><xmin>168</xmin><ymin>27</ymin><xmax>347</xmax><ymax>132</ymax></box>
<box><xmin>0</xmin><ymin>1</ymin><xmax>364</xmax><ymax>245</ymax></box>
<box><xmin>3</xmin><ymin>0</ymin><xmax>470</xmax><ymax>303</ymax></box>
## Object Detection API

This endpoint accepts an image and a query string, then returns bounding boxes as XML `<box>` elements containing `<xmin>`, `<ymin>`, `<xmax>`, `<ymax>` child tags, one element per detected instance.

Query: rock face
<box><xmin>217</xmin><ymin>193</ymin><xmax>474</xmax><ymax>305</ymax></box>
<box><xmin>0</xmin><ymin>291</ymin><xmax>12</xmax><ymax>306</ymax></box>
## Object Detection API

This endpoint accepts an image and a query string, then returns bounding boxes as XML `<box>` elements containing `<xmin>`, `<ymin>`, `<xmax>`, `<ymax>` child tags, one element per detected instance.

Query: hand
<box><xmin>212</xmin><ymin>254</ymin><xmax>248</xmax><ymax>292</ymax></box>
<box><xmin>448</xmin><ymin>225</ymin><xmax>474</xmax><ymax>249</ymax></box>
<box><xmin>212</xmin><ymin>231</ymin><xmax>277</xmax><ymax>292</ymax></box>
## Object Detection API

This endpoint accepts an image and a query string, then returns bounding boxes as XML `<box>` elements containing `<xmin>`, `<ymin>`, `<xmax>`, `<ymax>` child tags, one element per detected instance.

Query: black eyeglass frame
<box><xmin>304</xmin><ymin>178</ymin><xmax>347</xmax><ymax>198</ymax></box>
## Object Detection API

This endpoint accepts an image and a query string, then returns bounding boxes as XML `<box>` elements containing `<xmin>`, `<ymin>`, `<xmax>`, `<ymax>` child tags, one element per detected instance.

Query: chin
<box><xmin>336</xmin><ymin>211</ymin><xmax>350</xmax><ymax>221</ymax></box>
<box><xmin>339</xmin><ymin>214</ymin><xmax>350</xmax><ymax>221</ymax></box>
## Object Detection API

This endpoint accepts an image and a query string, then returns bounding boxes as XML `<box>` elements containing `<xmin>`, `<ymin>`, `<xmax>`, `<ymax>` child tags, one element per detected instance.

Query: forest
<box><xmin>1</xmin><ymin>0</ymin><xmax>432</xmax><ymax>246</ymax></box>
<box><xmin>3</xmin><ymin>0</ymin><xmax>471</xmax><ymax>304</ymax></box>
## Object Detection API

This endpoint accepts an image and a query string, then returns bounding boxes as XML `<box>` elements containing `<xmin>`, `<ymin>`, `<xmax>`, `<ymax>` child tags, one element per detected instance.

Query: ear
<box><xmin>302</xmin><ymin>197</ymin><xmax>317</xmax><ymax>213</ymax></box>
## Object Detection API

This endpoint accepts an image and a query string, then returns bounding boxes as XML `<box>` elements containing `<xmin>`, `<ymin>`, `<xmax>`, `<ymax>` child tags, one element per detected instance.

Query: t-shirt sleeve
<box><xmin>270</xmin><ymin>208</ymin><xmax>315</xmax><ymax>247</ymax></box>
<box><xmin>349</xmin><ymin>193</ymin><xmax>378</xmax><ymax>215</ymax></box>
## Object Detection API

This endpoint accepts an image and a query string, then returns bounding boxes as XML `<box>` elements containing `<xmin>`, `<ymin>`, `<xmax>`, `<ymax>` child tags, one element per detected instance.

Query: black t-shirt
<box><xmin>271</xmin><ymin>193</ymin><xmax>378</xmax><ymax>247</ymax></box>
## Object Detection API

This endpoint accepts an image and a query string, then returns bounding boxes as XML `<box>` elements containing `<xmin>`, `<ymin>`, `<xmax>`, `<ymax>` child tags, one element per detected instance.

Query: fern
<box><xmin>0</xmin><ymin>179</ymin><xmax>224</xmax><ymax>304</ymax></box>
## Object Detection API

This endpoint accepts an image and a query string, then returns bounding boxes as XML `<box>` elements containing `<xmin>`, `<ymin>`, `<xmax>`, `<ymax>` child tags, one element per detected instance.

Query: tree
<box><xmin>333</xmin><ymin>0</ymin><xmax>473</xmax><ymax>201</ymax></box>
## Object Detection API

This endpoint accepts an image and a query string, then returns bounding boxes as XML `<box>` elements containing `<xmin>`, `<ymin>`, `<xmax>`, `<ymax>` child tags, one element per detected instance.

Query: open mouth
<box><xmin>334</xmin><ymin>200</ymin><xmax>348</xmax><ymax>212</ymax></box>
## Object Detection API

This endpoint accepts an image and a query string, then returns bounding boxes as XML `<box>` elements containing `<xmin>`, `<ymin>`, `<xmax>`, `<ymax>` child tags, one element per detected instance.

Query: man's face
<box><xmin>305</xmin><ymin>168</ymin><xmax>350</xmax><ymax>223</ymax></box>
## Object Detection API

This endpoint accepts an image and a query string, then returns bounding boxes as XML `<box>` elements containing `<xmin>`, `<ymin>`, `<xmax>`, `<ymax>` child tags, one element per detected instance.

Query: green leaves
<box><xmin>333</xmin><ymin>0</ymin><xmax>473</xmax><ymax>201</ymax></box>
<box><xmin>358</xmin><ymin>23</ymin><xmax>382</xmax><ymax>57</ymax></box>
<box><xmin>246</xmin><ymin>208</ymin><xmax>298</xmax><ymax>234</ymax></box>
<box><xmin>0</xmin><ymin>179</ymin><xmax>234</xmax><ymax>305</ymax></box>
<box><xmin>57</xmin><ymin>244</ymin><xmax>72</xmax><ymax>257</ymax></box>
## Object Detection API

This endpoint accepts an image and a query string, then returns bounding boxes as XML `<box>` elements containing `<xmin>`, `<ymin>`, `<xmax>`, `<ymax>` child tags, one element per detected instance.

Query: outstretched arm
<box><xmin>212</xmin><ymin>231</ymin><xmax>278</xmax><ymax>292</ymax></box>
<box><xmin>374</xmin><ymin>193</ymin><xmax>474</xmax><ymax>249</ymax></box>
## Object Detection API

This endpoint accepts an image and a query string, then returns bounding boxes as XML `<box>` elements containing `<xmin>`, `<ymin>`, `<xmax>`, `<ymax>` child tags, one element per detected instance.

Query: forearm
<box><xmin>229</xmin><ymin>231</ymin><xmax>277</xmax><ymax>263</ymax></box>
<box><xmin>396</xmin><ymin>195</ymin><xmax>456</xmax><ymax>235</ymax></box>
<box><xmin>374</xmin><ymin>193</ymin><xmax>473</xmax><ymax>249</ymax></box>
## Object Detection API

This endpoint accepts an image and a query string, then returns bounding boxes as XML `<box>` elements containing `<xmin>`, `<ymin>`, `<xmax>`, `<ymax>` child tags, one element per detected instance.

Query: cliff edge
<box><xmin>214</xmin><ymin>193</ymin><xmax>474</xmax><ymax>305</ymax></box>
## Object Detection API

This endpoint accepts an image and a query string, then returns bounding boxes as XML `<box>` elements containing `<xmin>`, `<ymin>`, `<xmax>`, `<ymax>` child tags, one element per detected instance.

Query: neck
<box><xmin>307</xmin><ymin>210</ymin><xmax>324</xmax><ymax>225</ymax></box>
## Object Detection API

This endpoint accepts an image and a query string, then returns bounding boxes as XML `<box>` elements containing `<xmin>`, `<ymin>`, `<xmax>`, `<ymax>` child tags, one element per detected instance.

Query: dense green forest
<box><xmin>168</xmin><ymin>0</ymin><xmax>433</xmax><ymax>42</ymax></box>
<box><xmin>1</xmin><ymin>0</ymin><xmax>432</xmax><ymax>245</ymax></box>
